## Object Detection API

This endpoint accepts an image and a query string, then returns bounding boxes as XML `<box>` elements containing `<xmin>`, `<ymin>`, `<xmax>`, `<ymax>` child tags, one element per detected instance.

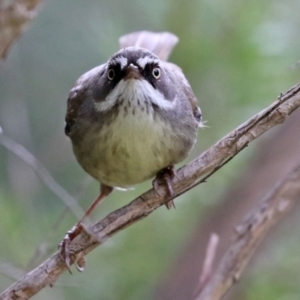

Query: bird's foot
<box><xmin>59</xmin><ymin>185</ymin><xmax>113</xmax><ymax>273</ymax></box>
<box><xmin>58</xmin><ymin>223</ymin><xmax>93</xmax><ymax>273</ymax></box>
<box><xmin>153</xmin><ymin>166</ymin><xmax>177</xmax><ymax>209</ymax></box>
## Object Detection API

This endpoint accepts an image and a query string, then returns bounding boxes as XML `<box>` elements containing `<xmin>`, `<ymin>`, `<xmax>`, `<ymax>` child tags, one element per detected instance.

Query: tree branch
<box><xmin>1</xmin><ymin>82</ymin><xmax>300</xmax><ymax>299</ymax></box>
<box><xmin>193</xmin><ymin>233</ymin><xmax>219</xmax><ymax>298</ymax></box>
<box><xmin>0</xmin><ymin>133</ymin><xmax>86</xmax><ymax>219</ymax></box>
<box><xmin>0</xmin><ymin>0</ymin><xmax>41</xmax><ymax>59</ymax></box>
<box><xmin>195</xmin><ymin>162</ymin><xmax>300</xmax><ymax>300</ymax></box>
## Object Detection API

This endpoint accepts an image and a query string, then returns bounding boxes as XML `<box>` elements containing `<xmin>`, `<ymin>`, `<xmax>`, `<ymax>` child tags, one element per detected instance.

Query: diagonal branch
<box><xmin>195</xmin><ymin>162</ymin><xmax>300</xmax><ymax>300</ymax></box>
<box><xmin>1</xmin><ymin>82</ymin><xmax>300</xmax><ymax>299</ymax></box>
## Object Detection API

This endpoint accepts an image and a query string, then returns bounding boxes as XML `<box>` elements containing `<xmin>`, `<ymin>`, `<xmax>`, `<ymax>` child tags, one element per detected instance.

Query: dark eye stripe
<box><xmin>107</xmin><ymin>68</ymin><xmax>115</xmax><ymax>80</ymax></box>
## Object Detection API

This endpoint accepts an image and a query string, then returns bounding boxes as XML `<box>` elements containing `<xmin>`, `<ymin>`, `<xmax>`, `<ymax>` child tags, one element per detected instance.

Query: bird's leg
<box><xmin>153</xmin><ymin>166</ymin><xmax>177</xmax><ymax>209</ymax></box>
<box><xmin>59</xmin><ymin>184</ymin><xmax>113</xmax><ymax>273</ymax></box>
<box><xmin>79</xmin><ymin>185</ymin><xmax>113</xmax><ymax>223</ymax></box>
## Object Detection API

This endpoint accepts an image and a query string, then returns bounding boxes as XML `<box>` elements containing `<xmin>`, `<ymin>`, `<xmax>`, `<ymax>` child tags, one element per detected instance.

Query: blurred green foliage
<box><xmin>1</xmin><ymin>0</ymin><xmax>300</xmax><ymax>299</ymax></box>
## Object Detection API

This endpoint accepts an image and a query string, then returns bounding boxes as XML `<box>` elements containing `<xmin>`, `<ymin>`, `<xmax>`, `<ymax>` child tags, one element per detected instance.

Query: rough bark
<box><xmin>0</xmin><ymin>82</ymin><xmax>300</xmax><ymax>299</ymax></box>
<box><xmin>154</xmin><ymin>98</ymin><xmax>300</xmax><ymax>300</ymax></box>
<box><xmin>195</xmin><ymin>163</ymin><xmax>300</xmax><ymax>300</ymax></box>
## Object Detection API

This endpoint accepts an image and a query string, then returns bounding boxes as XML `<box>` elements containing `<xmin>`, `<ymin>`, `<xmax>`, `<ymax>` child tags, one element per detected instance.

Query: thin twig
<box><xmin>1</xmin><ymin>82</ymin><xmax>300</xmax><ymax>299</ymax></box>
<box><xmin>195</xmin><ymin>163</ymin><xmax>300</xmax><ymax>300</ymax></box>
<box><xmin>0</xmin><ymin>133</ymin><xmax>85</xmax><ymax>219</ymax></box>
<box><xmin>25</xmin><ymin>177</ymin><xmax>93</xmax><ymax>270</ymax></box>
<box><xmin>0</xmin><ymin>261</ymin><xmax>25</xmax><ymax>281</ymax></box>
<box><xmin>193</xmin><ymin>233</ymin><xmax>219</xmax><ymax>298</ymax></box>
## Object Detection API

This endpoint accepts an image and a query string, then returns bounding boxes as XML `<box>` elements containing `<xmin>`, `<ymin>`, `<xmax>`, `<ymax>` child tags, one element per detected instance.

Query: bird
<box><xmin>60</xmin><ymin>31</ymin><xmax>202</xmax><ymax>270</ymax></box>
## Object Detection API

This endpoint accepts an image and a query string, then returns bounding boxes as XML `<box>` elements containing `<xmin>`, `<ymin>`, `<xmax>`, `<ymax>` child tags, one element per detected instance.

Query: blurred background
<box><xmin>1</xmin><ymin>0</ymin><xmax>300</xmax><ymax>299</ymax></box>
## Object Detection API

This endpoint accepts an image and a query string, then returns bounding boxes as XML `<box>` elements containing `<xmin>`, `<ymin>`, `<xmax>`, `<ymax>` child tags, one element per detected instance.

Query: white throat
<box><xmin>94</xmin><ymin>79</ymin><xmax>176</xmax><ymax>112</ymax></box>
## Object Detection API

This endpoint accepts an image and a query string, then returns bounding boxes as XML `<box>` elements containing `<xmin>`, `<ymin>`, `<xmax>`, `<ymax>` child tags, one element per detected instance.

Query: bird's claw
<box><xmin>153</xmin><ymin>166</ymin><xmax>177</xmax><ymax>209</ymax></box>
<box><xmin>58</xmin><ymin>223</ymin><xmax>88</xmax><ymax>274</ymax></box>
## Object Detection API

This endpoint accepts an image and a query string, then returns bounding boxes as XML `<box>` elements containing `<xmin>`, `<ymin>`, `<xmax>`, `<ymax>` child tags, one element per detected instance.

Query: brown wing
<box><xmin>119</xmin><ymin>31</ymin><xmax>178</xmax><ymax>61</ymax></box>
<box><xmin>65</xmin><ymin>86</ymin><xmax>85</xmax><ymax>136</ymax></box>
<box><xmin>65</xmin><ymin>64</ymin><xmax>105</xmax><ymax>136</ymax></box>
<box><xmin>187</xmin><ymin>88</ymin><xmax>202</xmax><ymax>125</ymax></box>
<box><xmin>165</xmin><ymin>61</ymin><xmax>202</xmax><ymax>125</ymax></box>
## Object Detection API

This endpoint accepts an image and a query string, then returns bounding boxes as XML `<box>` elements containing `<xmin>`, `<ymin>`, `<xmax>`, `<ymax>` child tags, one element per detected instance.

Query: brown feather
<box><xmin>65</xmin><ymin>86</ymin><xmax>86</xmax><ymax>136</ymax></box>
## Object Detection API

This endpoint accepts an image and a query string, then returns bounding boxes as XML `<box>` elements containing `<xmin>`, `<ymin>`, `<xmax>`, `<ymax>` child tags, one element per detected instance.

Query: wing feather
<box><xmin>65</xmin><ymin>64</ymin><xmax>105</xmax><ymax>136</ymax></box>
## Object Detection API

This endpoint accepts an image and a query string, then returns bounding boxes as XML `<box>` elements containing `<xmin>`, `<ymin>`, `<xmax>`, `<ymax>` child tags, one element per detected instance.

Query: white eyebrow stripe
<box><xmin>111</xmin><ymin>56</ymin><xmax>128</xmax><ymax>69</ymax></box>
<box><xmin>137</xmin><ymin>57</ymin><xmax>159</xmax><ymax>69</ymax></box>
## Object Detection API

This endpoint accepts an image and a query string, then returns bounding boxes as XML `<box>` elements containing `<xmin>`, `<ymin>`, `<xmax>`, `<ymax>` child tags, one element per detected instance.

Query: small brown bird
<box><xmin>60</xmin><ymin>31</ymin><xmax>202</xmax><ymax>269</ymax></box>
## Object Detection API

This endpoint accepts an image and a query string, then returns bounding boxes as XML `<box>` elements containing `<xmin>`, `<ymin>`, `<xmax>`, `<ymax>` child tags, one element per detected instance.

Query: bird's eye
<box><xmin>152</xmin><ymin>67</ymin><xmax>161</xmax><ymax>79</ymax></box>
<box><xmin>107</xmin><ymin>68</ymin><xmax>115</xmax><ymax>80</ymax></box>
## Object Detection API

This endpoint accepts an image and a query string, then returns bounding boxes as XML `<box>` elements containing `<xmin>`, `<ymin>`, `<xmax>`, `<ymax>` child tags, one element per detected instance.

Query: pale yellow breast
<box><xmin>73</xmin><ymin>79</ymin><xmax>194</xmax><ymax>188</ymax></box>
<box><xmin>84</xmin><ymin>102</ymin><xmax>180</xmax><ymax>187</ymax></box>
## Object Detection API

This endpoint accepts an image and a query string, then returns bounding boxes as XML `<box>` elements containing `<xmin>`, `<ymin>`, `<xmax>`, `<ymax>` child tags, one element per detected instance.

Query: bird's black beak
<box><xmin>124</xmin><ymin>63</ymin><xmax>142</xmax><ymax>80</ymax></box>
